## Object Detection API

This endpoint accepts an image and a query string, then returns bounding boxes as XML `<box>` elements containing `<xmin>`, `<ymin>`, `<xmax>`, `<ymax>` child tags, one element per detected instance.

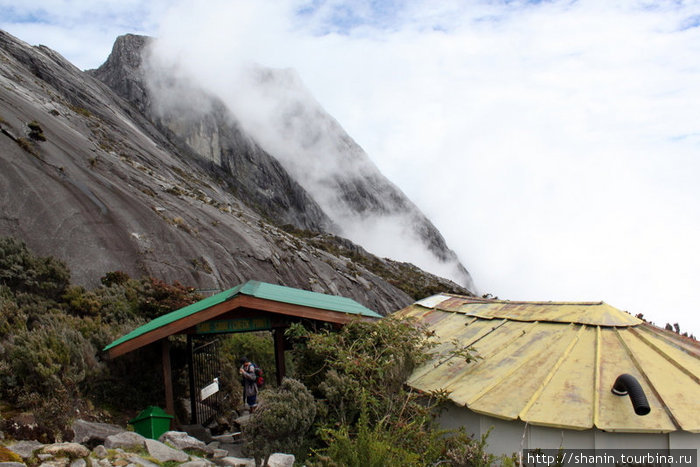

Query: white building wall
<box><xmin>437</xmin><ymin>403</ymin><xmax>699</xmax><ymax>462</ymax></box>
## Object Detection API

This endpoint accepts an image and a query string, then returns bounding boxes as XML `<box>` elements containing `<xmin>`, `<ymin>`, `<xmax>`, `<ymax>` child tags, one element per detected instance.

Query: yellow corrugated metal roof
<box><xmin>396</xmin><ymin>294</ymin><xmax>700</xmax><ymax>433</ymax></box>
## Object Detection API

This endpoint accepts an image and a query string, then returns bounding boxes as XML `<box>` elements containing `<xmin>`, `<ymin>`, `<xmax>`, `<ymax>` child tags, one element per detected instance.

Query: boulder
<box><xmin>267</xmin><ymin>453</ymin><xmax>295</xmax><ymax>467</ymax></box>
<box><xmin>91</xmin><ymin>446</ymin><xmax>108</xmax><ymax>459</ymax></box>
<box><xmin>7</xmin><ymin>441</ymin><xmax>44</xmax><ymax>459</ymax></box>
<box><xmin>69</xmin><ymin>459</ymin><xmax>86</xmax><ymax>467</ymax></box>
<box><xmin>158</xmin><ymin>431</ymin><xmax>208</xmax><ymax>453</ymax></box>
<box><xmin>37</xmin><ymin>460</ymin><xmax>69</xmax><ymax>467</ymax></box>
<box><xmin>217</xmin><ymin>457</ymin><xmax>255</xmax><ymax>467</ymax></box>
<box><xmin>104</xmin><ymin>432</ymin><xmax>146</xmax><ymax>450</ymax></box>
<box><xmin>0</xmin><ymin>463</ymin><xmax>26</xmax><ymax>467</ymax></box>
<box><xmin>124</xmin><ymin>454</ymin><xmax>159</xmax><ymax>467</ymax></box>
<box><xmin>42</xmin><ymin>443</ymin><xmax>90</xmax><ymax>459</ymax></box>
<box><xmin>176</xmin><ymin>425</ymin><xmax>212</xmax><ymax>444</ymax></box>
<box><xmin>143</xmin><ymin>439</ymin><xmax>188</xmax><ymax>463</ymax></box>
<box><xmin>71</xmin><ymin>420</ymin><xmax>123</xmax><ymax>445</ymax></box>
<box><xmin>178</xmin><ymin>461</ymin><xmax>213</xmax><ymax>467</ymax></box>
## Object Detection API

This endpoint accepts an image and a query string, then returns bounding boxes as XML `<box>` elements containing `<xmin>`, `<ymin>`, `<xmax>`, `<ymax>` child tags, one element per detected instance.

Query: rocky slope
<box><xmin>0</xmin><ymin>30</ymin><xmax>471</xmax><ymax>314</ymax></box>
<box><xmin>91</xmin><ymin>34</ymin><xmax>474</xmax><ymax>289</ymax></box>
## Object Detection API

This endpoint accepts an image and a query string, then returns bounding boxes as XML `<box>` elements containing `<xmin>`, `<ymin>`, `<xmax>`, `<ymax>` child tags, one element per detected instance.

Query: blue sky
<box><xmin>2</xmin><ymin>0</ymin><xmax>700</xmax><ymax>335</ymax></box>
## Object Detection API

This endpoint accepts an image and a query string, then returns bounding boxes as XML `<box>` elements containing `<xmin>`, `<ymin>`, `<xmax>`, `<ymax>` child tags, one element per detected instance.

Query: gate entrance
<box><xmin>188</xmin><ymin>336</ymin><xmax>223</xmax><ymax>425</ymax></box>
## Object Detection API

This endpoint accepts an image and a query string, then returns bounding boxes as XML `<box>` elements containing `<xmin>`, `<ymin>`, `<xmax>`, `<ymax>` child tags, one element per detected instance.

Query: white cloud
<box><xmin>0</xmin><ymin>0</ymin><xmax>167</xmax><ymax>69</ymax></box>
<box><xmin>3</xmin><ymin>0</ymin><xmax>700</xmax><ymax>335</ymax></box>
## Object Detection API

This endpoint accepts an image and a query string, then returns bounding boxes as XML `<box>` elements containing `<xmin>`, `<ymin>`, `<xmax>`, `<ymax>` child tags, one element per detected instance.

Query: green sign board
<box><xmin>196</xmin><ymin>317</ymin><xmax>272</xmax><ymax>334</ymax></box>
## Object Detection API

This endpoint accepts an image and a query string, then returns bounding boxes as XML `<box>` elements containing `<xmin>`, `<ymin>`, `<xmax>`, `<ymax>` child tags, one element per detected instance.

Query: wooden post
<box><xmin>273</xmin><ymin>328</ymin><xmax>286</xmax><ymax>386</ymax></box>
<box><xmin>187</xmin><ymin>334</ymin><xmax>197</xmax><ymax>425</ymax></box>
<box><xmin>161</xmin><ymin>338</ymin><xmax>175</xmax><ymax>418</ymax></box>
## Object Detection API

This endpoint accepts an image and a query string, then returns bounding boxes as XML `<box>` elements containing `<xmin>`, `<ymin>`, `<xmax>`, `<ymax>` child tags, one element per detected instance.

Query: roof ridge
<box><xmin>439</xmin><ymin>294</ymin><xmax>605</xmax><ymax>306</ymax></box>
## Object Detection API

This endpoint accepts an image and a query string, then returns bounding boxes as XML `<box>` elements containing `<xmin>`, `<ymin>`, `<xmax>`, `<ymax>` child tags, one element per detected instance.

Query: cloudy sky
<box><xmin>2</xmin><ymin>0</ymin><xmax>699</xmax><ymax>335</ymax></box>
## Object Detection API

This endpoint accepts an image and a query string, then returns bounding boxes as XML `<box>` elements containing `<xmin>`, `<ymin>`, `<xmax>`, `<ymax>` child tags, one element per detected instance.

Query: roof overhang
<box><xmin>104</xmin><ymin>280</ymin><xmax>380</xmax><ymax>359</ymax></box>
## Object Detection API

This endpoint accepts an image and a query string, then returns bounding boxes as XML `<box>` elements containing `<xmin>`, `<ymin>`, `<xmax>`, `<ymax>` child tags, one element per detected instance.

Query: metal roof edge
<box><xmin>417</xmin><ymin>293</ymin><xmax>608</xmax><ymax>307</ymax></box>
<box><xmin>103</xmin><ymin>280</ymin><xmax>381</xmax><ymax>353</ymax></box>
<box><xmin>236</xmin><ymin>280</ymin><xmax>381</xmax><ymax>318</ymax></box>
<box><xmin>103</xmin><ymin>285</ymin><xmax>242</xmax><ymax>352</ymax></box>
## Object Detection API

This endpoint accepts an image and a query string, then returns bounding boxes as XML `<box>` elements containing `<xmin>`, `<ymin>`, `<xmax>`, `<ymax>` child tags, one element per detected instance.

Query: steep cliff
<box><xmin>90</xmin><ymin>34</ymin><xmax>475</xmax><ymax>290</ymax></box>
<box><xmin>0</xmin><ymin>30</ymin><xmax>470</xmax><ymax>314</ymax></box>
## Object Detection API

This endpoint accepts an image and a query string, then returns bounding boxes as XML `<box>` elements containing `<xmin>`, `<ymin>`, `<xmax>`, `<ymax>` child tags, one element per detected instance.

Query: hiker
<box><xmin>239</xmin><ymin>356</ymin><xmax>258</xmax><ymax>413</ymax></box>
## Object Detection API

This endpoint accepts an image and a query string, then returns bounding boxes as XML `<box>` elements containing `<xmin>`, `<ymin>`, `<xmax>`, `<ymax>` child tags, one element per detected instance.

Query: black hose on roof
<box><xmin>612</xmin><ymin>373</ymin><xmax>651</xmax><ymax>416</ymax></box>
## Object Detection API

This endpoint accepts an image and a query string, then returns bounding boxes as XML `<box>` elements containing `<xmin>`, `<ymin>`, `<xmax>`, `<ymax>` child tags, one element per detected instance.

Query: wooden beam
<box><xmin>273</xmin><ymin>328</ymin><xmax>286</xmax><ymax>386</ymax></box>
<box><xmin>235</xmin><ymin>295</ymin><xmax>371</xmax><ymax>325</ymax></box>
<box><xmin>187</xmin><ymin>335</ymin><xmax>197</xmax><ymax>425</ymax></box>
<box><xmin>161</xmin><ymin>338</ymin><xmax>174</xmax><ymax>417</ymax></box>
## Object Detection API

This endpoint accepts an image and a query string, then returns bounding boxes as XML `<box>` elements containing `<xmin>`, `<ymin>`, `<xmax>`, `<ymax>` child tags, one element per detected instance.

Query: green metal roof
<box><xmin>104</xmin><ymin>280</ymin><xmax>380</xmax><ymax>352</ymax></box>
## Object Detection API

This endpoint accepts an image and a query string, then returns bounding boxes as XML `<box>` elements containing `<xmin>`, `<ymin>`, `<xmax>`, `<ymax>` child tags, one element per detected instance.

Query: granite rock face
<box><xmin>0</xmin><ymin>30</ymin><xmax>472</xmax><ymax>314</ymax></box>
<box><xmin>70</xmin><ymin>420</ymin><xmax>123</xmax><ymax>446</ymax></box>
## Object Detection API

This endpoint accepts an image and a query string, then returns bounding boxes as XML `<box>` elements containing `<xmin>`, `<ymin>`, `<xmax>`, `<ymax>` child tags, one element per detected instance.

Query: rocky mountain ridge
<box><xmin>91</xmin><ymin>34</ymin><xmax>474</xmax><ymax>288</ymax></box>
<box><xmin>0</xmin><ymin>30</ymin><xmax>472</xmax><ymax>314</ymax></box>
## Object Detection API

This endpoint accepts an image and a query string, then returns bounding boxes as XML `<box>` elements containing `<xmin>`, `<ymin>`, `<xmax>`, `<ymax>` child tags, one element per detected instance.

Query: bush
<box><xmin>243</xmin><ymin>378</ymin><xmax>317</xmax><ymax>463</ymax></box>
<box><xmin>137</xmin><ymin>276</ymin><xmax>202</xmax><ymax>320</ymax></box>
<box><xmin>0</xmin><ymin>236</ymin><xmax>205</xmax><ymax>439</ymax></box>
<box><xmin>0</xmin><ymin>237</ymin><xmax>70</xmax><ymax>301</ymax></box>
<box><xmin>288</xmin><ymin>317</ymin><xmax>433</xmax><ymax>426</ymax></box>
<box><xmin>313</xmin><ymin>396</ymin><xmax>421</xmax><ymax>467</ymax></box>
<box><xmin>1</xmin><ymin>316</ymin><xmax>97</xmax><ymax>401</ymax></box>
<box><xmin>28</xmin><ymin>120</ymin><xmax>46</xmax><ymax>141</ymax></box>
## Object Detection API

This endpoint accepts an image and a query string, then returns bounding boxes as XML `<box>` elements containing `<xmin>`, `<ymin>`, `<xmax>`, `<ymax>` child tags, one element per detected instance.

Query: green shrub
<box><xmin>28</xmin><ymin>120</ymin><xmax>46</xmax><ymax>141</ymax></box>
<box><xmin>0</xmin><ymin>237</ymin><xmax>204</xmax><ymax>438</ymax></box>
<box><xmin>101</xmin><ymin>270</ymin><xmax>130</xmax><ymax>287</ymax></box>
<box><xmin>0</xmin><ymin>237</ymin><xmax>70</xmax><ymax>300</ymax></box>
<box><xmin>313</xmin><ymin>402</ymin><xmax>421</xmax><ymax>467</ymax></box>
<box><xmin>288</xmin><ymin>317</ymin><xmax>433</xmax><ymax>425</ymax></box>
<box><xmin>243</xmin><ymin>378</ymin><xmax>317</xmax><ymax>462</ymax></box>
<box><xmin>2</xmin><ymin>316</ymin><xmax>96</xmax><ymax>399</ymax></box>
<box><xmin>0</xmin><ymin>292</ymin><xmax>27</xmax><ymax>336</ymax></box>
<box><xmin>137</xmin><ymin>276</ymin><xmax>202</xmax><ymax>320</ymax></box>
<box><xmin>63</xmin><ymin>285</ymin><xmax>103</xmax><ymax>317</ymax></box>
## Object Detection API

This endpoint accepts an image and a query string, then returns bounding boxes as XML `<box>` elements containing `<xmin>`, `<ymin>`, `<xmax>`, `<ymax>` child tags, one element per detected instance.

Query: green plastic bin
<box><xmin>128</xmin><ymin>406</ymin><xmax>173</xmax><ymax>439</ymax></box>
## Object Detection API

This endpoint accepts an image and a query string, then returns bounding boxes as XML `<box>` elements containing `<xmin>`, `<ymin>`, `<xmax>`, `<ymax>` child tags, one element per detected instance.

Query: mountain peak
<box><xmin>0</xmin><ymin>29</ymin><xmax>473</xmax><ymax>314</ymax></box>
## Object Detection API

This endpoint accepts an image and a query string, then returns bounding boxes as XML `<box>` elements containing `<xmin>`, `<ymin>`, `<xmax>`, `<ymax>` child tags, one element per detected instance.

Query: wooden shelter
<box><xmin>104</xmin><ymin>280</ymin><xmax>381</xmax><ymax>422</ymax></box>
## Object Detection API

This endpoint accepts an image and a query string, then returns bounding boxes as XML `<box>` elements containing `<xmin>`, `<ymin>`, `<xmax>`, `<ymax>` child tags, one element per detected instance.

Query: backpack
<box><xmin>254</xmin><ymin>365</ymin><xmax>264</xmax><ymax>388</ymax></box>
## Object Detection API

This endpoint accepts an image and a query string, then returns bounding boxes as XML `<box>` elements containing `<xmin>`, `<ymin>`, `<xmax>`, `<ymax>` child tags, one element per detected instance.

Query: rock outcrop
<box><xmin>0</xmin><ymin>29</ymin><xmax>472</xmax><ymax>314</ymax></box>
<box><xmin>91</xmin><ymin>34</ymin><xmax>475</xmax><ymax>289</ymax></box>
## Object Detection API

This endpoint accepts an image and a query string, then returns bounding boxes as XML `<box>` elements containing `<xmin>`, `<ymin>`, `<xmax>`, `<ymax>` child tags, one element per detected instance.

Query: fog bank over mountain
<box><xmin>142</xmin><ymin>35</ymin><xmax>475</xmax><ymax>289</ymax></box>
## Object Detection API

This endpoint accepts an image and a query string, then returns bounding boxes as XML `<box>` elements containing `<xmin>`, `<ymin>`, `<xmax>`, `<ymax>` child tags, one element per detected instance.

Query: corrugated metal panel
<box><xmin>396</xmin><ymin>294</ymin><xmax>700</xmax><ymax>433</ymax></box>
